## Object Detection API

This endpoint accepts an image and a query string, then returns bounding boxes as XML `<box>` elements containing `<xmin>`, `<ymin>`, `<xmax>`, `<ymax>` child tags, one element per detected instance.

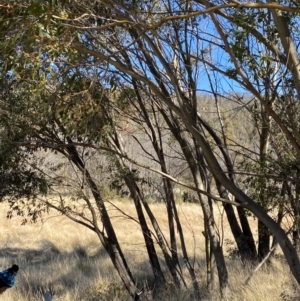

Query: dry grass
<box><xmin>0</xmin><ymin>200</ymin><xmax>298</xmax><ymax>301</ymax></box>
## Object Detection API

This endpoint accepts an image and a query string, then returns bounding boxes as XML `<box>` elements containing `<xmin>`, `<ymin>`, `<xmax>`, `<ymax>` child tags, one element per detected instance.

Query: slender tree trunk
<box><xmin>257</xmin><ymin>99</ymin><xmax>271</xmax><ymax>259</ymax></box>
<box><xmin>258</xmin><ymin>221</ymin><xmax>270</xmax><ymax>260</ymax></box>
<box><xmin>203</xmin><ymin>224</ymin><xmax>213</xmax><ymax>290</ymax></box>
<box><xmin>165</xmin><ymin>177</ymin><xmax>201</xmax><ymax>300</ymax></box>
<box><xmin>119</xmin><ymin>56</ymin><xmax>183</xmax><ymax>289</ymax></box>
<box><xmin>124</xmin><ymin>63</ymin><xmax>183</xmax><ymax>283</ymax></box>
<box><xmin>216</xmin><ymin>181</ymin><xmax>257</xmax><ymax>261</ymax></box>
<box><xmin>140</xmin><ymin>196</ymin><xmax>183</xmax><ymax>288</ymax></box>
<box><xmin>108</xmin><ymin>133</ymin><xmax>166</xmax><ymax>284</ymax></box>
<box><xmin>198</xmin><ymin>116</ymin><xmax>257</xmax><ymax>259</ymax></box>
<box><xmin>135</xmin><ymin>96</ymin><xmax>201</xmax><ymax>299</ymax></box>
<box><xmin>160</xmin><ymin>111</ymin><xmax>228</xmax><ymax>297</ymax></box>
<box><xmin>291</xmin><ymin>170</ymin><xmax>300</xmax><ymax>252</ymax></box>
<box><xmin>65</xmin><ymin>142</ymin><xmax>141</xmax><ymax>300</ymax></box>
<box><xmin>130</xmin><ymin>77</ymin><xmax>198</xmax><ymax>293</ymax></box>
<box><xmin>124</xmin><ymin>173</ymin><xmax>166</xmax><ymax>283</ymax></box>
<box><xmin>268</xmin><ymin>2</ymin><xmax>300</xmax><ymax>99</ymax></box>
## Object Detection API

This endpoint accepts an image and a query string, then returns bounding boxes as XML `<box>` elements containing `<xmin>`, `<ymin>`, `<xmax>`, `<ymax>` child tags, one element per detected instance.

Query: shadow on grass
<box><xmin>0</xmin><ymin>242</ymin><xmax>212</xmax><ymax>300</ymax></box>
<box><xmin>0</xmin><ymin>240</ymin><xmax>116</xmax><ymax>299</ymax></box>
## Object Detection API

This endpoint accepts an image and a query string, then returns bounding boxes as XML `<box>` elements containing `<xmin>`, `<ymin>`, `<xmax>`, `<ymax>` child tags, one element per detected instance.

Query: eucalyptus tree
<box><xmin>53</xmin><ymin>0</ymin><xmax>300</xmax><ymax>284</ymax></box>
<box><xmin>2</xmin><ymin>1</ymin><xmax>300</xmax><ymax>300</ymax></box>
<box><xmin>67</xmin><ymin>0</ymin><xmax>300</xmax><ymax>281</ymax></box>
<box><xmin>1</xmin><ymin>1</ymin><xmax>228</xmax><ymax>298</ymax></box>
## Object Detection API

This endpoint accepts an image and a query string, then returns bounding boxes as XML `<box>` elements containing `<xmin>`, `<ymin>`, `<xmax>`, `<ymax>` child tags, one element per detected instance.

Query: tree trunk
<box><xmin>268</xmin><ymin>2</ymin><xmax>300</xmax><ymax>99</ymax></box>
<box><xmin>236</xmin><ymin>206</ymin><xmax>257</xmax><ymax>259</ymax></box>
<box><xmin>127</xmin><ymin>65</ymin><xmax>182</xmax><ymax>285</ymax></box>
<box><xmin>140</xmin><ymin>196</ymin><xmax>183</xmax><ymax>288</ymax></box>
<box><xmin>165</xmin><ymin>177</ymin><xmax>201</xmax><ymax>300</ymax></box>
<box><xmin>108</xmin><ymin>132</ymin><xmax>166</xmax><ymax>285</ymax></box>
<box><xmin>216</xmin><ymin>181</ymin><xmax>257</xmax><ymax>261</ymax></box>
<box><xmin>198</xmin><ymin>116</ymin><xmax>257</xmax><ymax>260</ymax></box>
<box><xmin>257</xmin><ymin>101</ymin><xmax>271</xmax><ymax>259</ymax></box>
<box><xmin>292</xmin><ymin>171</ymin><xmax>300</xmax><ymax>252</ymax></box>
<box><xmin>124</xmin><ymin>173</ymin><xmax>166</xmax><ymax>283</ymax></box>
<box><xmin>65</xmin><ymin>142</ymin><xmax>141</xmax><ymax>300</ymax></box>
<box><xmin>258</xmin><ymin>220</ymin><xmax>270</xmax><ymax>260</ymax></box>
<box><xmin>160</xmin><ymin>111</ymin><xmax>228</xmax><ymax>297</ymax></box>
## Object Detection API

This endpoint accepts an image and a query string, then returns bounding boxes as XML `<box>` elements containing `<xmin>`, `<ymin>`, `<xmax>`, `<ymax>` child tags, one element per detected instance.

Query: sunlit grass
<box><xmin>0</xmin><ymin>200</ymin><xmax>297</xmax><ymax>300</ymax></box>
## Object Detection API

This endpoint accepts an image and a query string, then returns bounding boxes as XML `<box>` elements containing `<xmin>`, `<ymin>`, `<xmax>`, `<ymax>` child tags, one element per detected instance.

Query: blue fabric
<box><xmin>0</xmin><ymin>268</ymin><xmax>17</xmax><ymax>287</ymax></box>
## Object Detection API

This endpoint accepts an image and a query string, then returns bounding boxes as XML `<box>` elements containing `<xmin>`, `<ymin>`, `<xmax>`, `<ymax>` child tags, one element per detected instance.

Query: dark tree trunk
<box><xmin>216</xmin><ymin>181</ymin><xmax>257</xmax><ymax>261</ymax></box>
<box><xmin>140</xmin><ymin>196</ymin><xmax>182</xmax><ymax>288</ymax></box>
<box><xmin>236</xmin><ymin>206</ymin><xmax>257</xmax><ymax>258</ymax></box>
<box><xmin>124</xmin><ymin>173</ymin><xmax>165</xmax><ymax>283</ymax></box>
<box><xmin>258</xmin><ymin>220</ymin><xmax>270</xmax><ymax>259</ymax></box>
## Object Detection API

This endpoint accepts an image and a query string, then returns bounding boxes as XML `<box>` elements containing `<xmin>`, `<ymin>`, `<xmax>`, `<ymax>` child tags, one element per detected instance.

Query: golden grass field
<box><xmin>0</xmin><ymin>199</ymin><xmax>298</xmax><ymax>301</ymax></box>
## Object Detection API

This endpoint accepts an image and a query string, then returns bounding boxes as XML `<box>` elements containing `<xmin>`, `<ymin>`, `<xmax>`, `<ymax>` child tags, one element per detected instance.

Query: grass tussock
<box><xmin>0</xmin><ymin>200</ymin><xmax>298</xmax><ymax>300</ymax></box>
